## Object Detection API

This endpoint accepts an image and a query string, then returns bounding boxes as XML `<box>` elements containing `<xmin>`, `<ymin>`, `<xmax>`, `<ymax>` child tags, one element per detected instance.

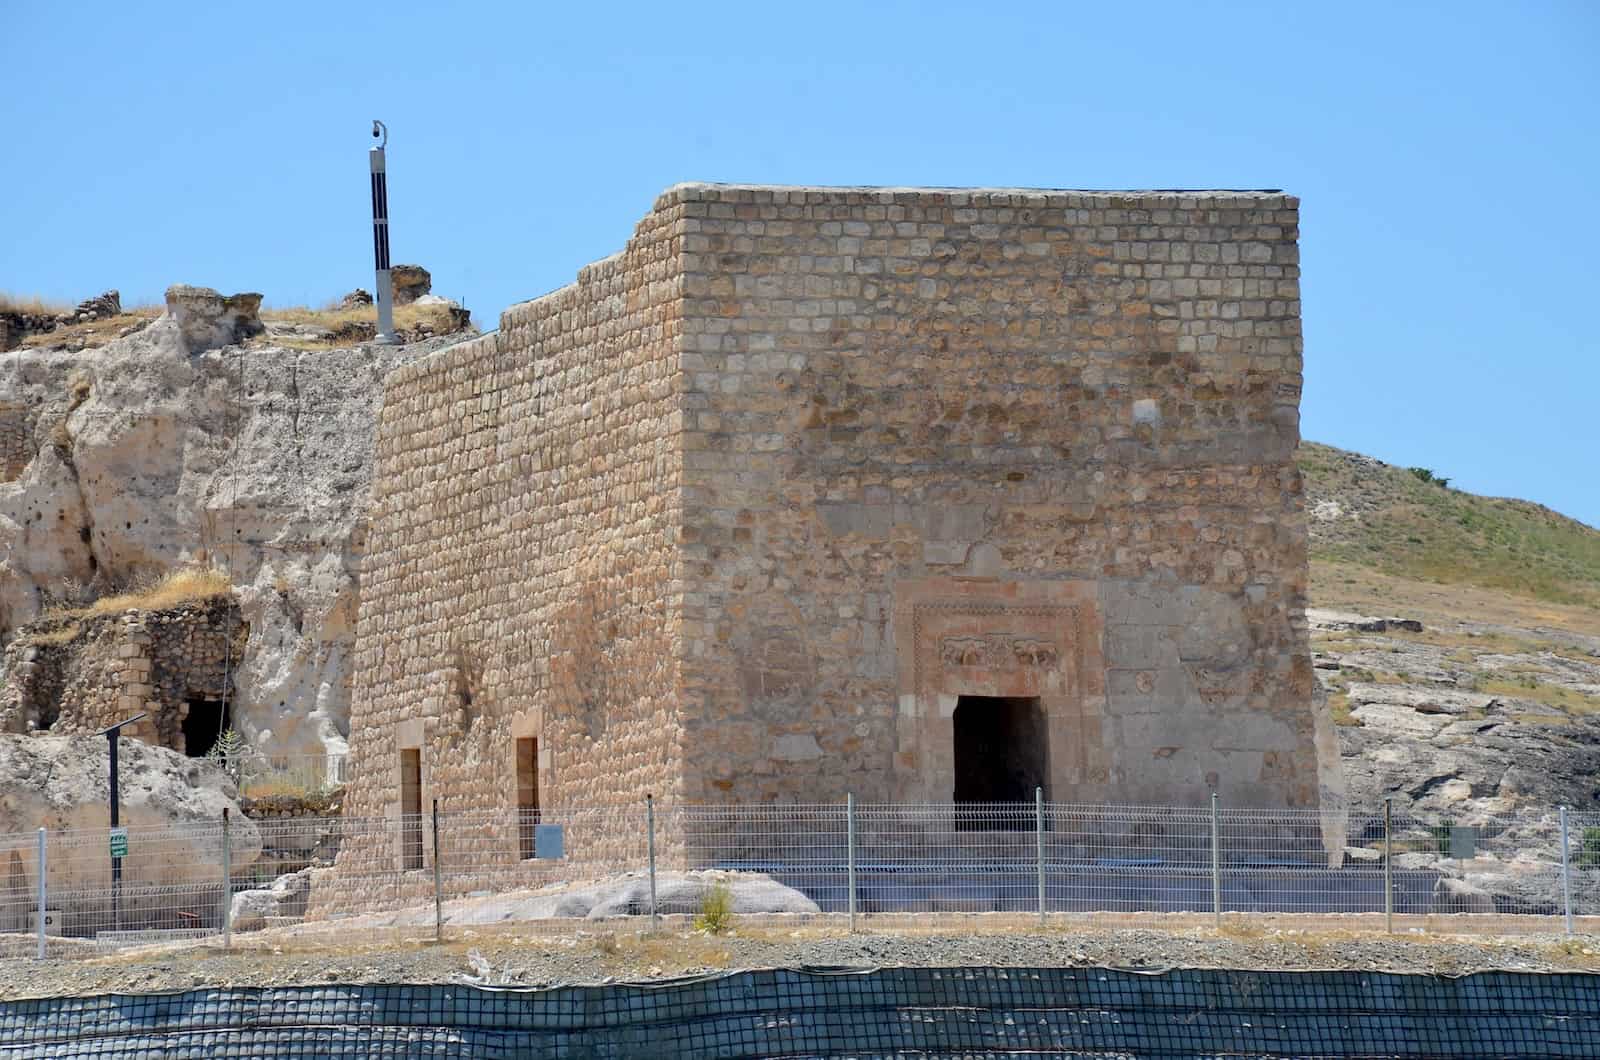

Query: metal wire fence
<box><xmin>2</xmin><ymin>797</ymin><xmax>1595</xmax><ymax>958</ymax></box>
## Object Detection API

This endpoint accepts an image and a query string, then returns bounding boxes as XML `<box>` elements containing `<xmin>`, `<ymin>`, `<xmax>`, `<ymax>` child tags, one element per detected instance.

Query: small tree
<box><xmin>206</xmin><ymin>728</ymin><xmax>251</xmax><ymax>785</ymax></box>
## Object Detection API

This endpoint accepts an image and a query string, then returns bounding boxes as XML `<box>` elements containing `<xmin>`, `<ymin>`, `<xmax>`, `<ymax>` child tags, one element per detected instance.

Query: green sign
<box><xmin>108</xmin><ymin>827</ymin><xmax>128</xmax><ymax>858</ymax></box>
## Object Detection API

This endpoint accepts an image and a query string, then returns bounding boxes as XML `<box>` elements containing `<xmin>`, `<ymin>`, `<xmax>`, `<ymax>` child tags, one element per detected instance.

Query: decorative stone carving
<box><xmin>939</xmin><ymin>637</ymin><xmax>990</xmax><ymax>668</ymax></box>
<box><xmin>1010</xmin><ymin>639</ymin><xmax>1059</xmax><ymax>668</ymax></box>
<box><xmin>912</xmin><ymin>601</ymin><xmax>1083</xmax><ymax>698</ymax></box>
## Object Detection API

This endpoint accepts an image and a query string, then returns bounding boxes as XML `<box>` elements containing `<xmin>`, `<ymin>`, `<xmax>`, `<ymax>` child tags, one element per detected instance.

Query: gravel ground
<box><xmin>3</xmin><ymin>926</ymin><xmax>1597</xmax><ymax>1001</ymax></box>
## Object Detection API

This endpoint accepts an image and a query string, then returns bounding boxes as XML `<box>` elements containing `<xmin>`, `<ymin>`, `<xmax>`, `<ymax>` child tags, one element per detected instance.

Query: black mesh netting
<box><xmin>1</xmin><ymin>966</ymin><xmax>1596</xmax><ymax>1058</ymax></box>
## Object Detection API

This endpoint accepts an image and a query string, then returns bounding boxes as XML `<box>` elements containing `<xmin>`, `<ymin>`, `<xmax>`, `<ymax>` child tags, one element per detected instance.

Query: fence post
<box><xmin>1035</xmin><ymin>786</ymin><xmax>1046</xmax><ymax>927</ymax></box>
<box><xmin>646</xmin><ymin>794</ymin><xmax>659</xmax><ymax>934</ymax></box>
<box><xmin>1561</xmin><ymin>805</ymin><xmax>1573</xmax><ymax>937</ymax></box>
<box><xmin>1210</xmin><ymin>793</ymin><xmax>1221</xmax><ymax>931</ymax></box>
<box><xmin>431</xmin><ymin>799</ymin><xmax>444</xmax><ymax>943</ymax></box>
<box><xmin>221</xmin><ymin>809</ymin><xmax>232</xmax><ymax>951</ymax></box>
<box><xmin>35</xmin><ymin>828</ymin><xmax>46</xmax><ymax>961</ymax></box>
<box><xmin>846</xmin><ymin>793</ymin><xmax>857</xmax><ymax>934</ymax></box>
<box><xmin>1383</xmin><ymin>797</ymin><xmax>1394</xmax><ymax>934</ymax></box>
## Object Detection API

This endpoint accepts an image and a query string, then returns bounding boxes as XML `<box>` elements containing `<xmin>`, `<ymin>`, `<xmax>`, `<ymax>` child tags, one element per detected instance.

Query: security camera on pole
<box><xmin>369</xmin><ymin>120</ymin><xmax>399</xmax><ymax>345</ymax></box>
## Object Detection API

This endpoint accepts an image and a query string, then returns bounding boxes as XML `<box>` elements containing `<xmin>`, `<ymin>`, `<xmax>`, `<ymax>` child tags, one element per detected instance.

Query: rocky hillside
<box><xmin>1300</xmin><ymin>441</ymin><xmax>1600</xmax><ymax>609</ymax></box>
<box><xmin>0</xmin><ymin>286</ymin><xmax>472</xmax><ymax>756</ymax></box>
<box><xmin>1298</xmin><ymin>442</ymin><xmax>1600</xmax><ymax>823</ymax></box>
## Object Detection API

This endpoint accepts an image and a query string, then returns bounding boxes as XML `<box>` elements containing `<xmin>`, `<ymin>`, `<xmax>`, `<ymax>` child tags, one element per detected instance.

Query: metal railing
<box><xmin>2</xmin><ymin>795</ymin><xmax>1595</xmax><ymax>959</ymax></box>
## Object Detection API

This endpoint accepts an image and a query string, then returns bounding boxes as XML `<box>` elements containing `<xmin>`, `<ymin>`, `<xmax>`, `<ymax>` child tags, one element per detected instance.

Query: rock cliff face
<box><xmin>0</xmin><ymin>293</ymin><xmax>465</xmax><ymax>755</ymax></box>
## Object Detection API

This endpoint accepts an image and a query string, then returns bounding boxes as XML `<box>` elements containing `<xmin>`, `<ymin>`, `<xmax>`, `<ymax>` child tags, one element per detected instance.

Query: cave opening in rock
<box><xmin>953</xmin><ymin>695</ymin><xmax>1047</xmax><ymax>831</ymax></box>
<box><xmin>182</xmin><ymin>698</ymin><xmax>229</xmax><ymax>757</ymax></box>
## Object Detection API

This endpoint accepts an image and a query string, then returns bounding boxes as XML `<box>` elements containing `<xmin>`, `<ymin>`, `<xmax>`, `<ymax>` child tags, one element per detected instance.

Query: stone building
<box><xmin>340</xmin><ymin>183</ymin><xmax>1326</xmax><ymax>864</ymax></box>
<box><xmin>0</xmin><ymin>597</ymin><xmax>247</xmax><ymax>754</ymax></box>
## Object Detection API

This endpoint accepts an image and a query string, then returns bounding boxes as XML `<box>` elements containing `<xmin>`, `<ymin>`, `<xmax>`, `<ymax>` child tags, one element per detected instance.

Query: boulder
<box><xmin>231</xmin><ymin>868</ymin><xmax>311</xmax><ymax>931</ymax></box>
<box><xmin>0</xmin><ymin>734</ymin><xmax>260</xmax><ymax>894</ymax></box>
<box><xmin>1429</xmin><ymin>876</ymin><xmax>1496</xmax><ymax>915</ymax></box>
<box><xmin>164</xmin><ymin>284</ymin><xmax>263</xmax><ymax>352</ymax></box>
<box><xmin>338</xmin><ymin>289</ymin><xmax>373</xmax><ymax>309</ymax></box>
<box><xmin>388</xmin><ymin>265</ymin><xmax>431</xmax><ymax>305</ymax></box>
<box><xmin>369</xmin><ymin>870</ymin><xmax>820</xmax><ymax>928</ymax></box>
<box><xmin>587</xmin><ymin>870</ymin><xmax>819</xmax><ymax>919</ymax></box>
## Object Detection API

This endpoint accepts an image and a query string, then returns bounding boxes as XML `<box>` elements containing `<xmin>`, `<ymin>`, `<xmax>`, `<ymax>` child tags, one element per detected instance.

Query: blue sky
<box><xmin>4</xmin><ymin>1</ymin><xmax>1596</xmax><ymax>527</ymax></box>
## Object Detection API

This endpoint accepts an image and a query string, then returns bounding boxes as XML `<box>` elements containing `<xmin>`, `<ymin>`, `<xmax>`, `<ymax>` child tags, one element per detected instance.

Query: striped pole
<box><xmin>369</xmin><ymin>121</ymin><xmax>398</xmax><ymax>345</ymax></box>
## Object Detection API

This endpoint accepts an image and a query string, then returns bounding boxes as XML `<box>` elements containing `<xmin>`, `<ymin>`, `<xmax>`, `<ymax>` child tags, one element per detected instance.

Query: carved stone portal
<box><xmin>894</xmin><ymin>578</ymin><xmax>1106</xmax><ymax>804</ymax></box>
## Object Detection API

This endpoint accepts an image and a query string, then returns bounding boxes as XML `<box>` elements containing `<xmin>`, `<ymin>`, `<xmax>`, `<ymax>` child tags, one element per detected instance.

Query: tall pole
<box><xmin>221</xmin><ymin>809</ymin><xmax>232</xmax><ymax>951</ymax></box>
<box><xmin>1383</xmin><ymin>798</ymin><xmax>1394</xmax><ymax>934</ymax></box>
<box><xmin>369</xmin><ymin>120</ymin><xmax>398</xmax><ymax>345</ymax></box>
<box><xmin>646</xmin><ymin>795</ymin><xmax>659</xmax><ymax>934</ymax></box>
<box><xmin>108</xmin><ymin>729</ymin><xmax>121</xmax><ymax>933</ymax></box>
<box><xmin>98</xmin><ymin>713</ymin><xmax>146</xmax><ymax>936</ymax></box>
<box><xmin>35</xmin><ymin>828</ymin><xmax>46</xmax><ymax>960</ymax></box>
<box><xmin>1035</xmin><ymin>786</ymin><xmax>1046</xmax><ymax>927</ymax></box>
<box><xmin>1561</xmin><ymin>805</ymin><xmax>1573</xmax><ymax>937</ymax></box>
<box><xmin>846</xmin><ymin>793</ymin><xmax>857</xmax><ymax>934</ymax></box>
<box><xmin>1210</xmin><ymin>793</ymin><xmax>1222</xmax><ymax>931</ymax></box>
<box><xmin>432</xmin><ymin>799</ymin><xmax>444</xmax><ymax>943</ymax></box>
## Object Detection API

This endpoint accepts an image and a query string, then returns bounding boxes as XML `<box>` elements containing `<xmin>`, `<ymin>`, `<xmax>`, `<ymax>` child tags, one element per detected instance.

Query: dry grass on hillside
<box><xmin>49</xmin><ymin>566</ymin><xmax>233</xmax><ymax>621</ymax></box>
<box><xmin>0</xmin><ymin>292</ymin><xmax>72</xmax><ymax>316</ymax></box>
<box><xmin>259</xmin><ymin>300</ymin><xmax>470</xmax><ymax>349</ymax></box>
<box><xmin>16</xmin><ymin>308</ymin><xmax>162</xmax><ymax>351</ymax></box>
<box><xmin>1299</xmin><ymin>442</ymin><xmax>1600</xmax><ymax>610</ymax></box>
<box><xmin>1310</xmin><ymin>560</ymin><xmax>1600</xmax><ymax>640</ymax></box>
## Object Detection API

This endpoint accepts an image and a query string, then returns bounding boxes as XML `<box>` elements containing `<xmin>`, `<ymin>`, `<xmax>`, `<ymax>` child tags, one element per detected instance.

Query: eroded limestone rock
<box><xmin>0</xmin><ymin>734</ymin><xmax>260</xmax><ymax>890</ymax></box>
<box><xmin>389</xmin><ymin>265</ymin><xmax>430</xmax><ymax>305</ymax></box>
<box><xmin>0</xmin><ymin>314</ymin><xmax>463</xmax><ymax>755</ymax></box>
<box><xmin>164</xmin><ymin>285</ymin><xmax>263</xmax><ymax>352</ymax></box>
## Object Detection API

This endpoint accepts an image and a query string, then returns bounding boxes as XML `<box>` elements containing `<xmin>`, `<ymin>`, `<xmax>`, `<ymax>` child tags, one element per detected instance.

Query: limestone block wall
<box><xmin>665</xmin><ymin>184</ymin><xmax>1316</xmax><ymax>809</ymax></box>
<box><xmin>339</xmin><ymin>198</ymin><xmax>688</xmax><ymax>862</ymax></box>
<box><xmin>337</xmin><ymin>182</ymin><xmax>1322</xmax><ymax>891</ymax></box>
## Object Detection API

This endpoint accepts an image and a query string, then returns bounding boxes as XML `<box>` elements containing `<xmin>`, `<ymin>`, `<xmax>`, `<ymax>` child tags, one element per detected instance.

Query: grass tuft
<box><xmin>259</xmin><ymin>301</ymin><xmax>469</xmax><ymax>349</ymax></box>
<box><xmin>0</xmin><ymin>292</ymin><xmax>73</xmax><ymax>316</ymax></box>
<box><xmin>49</xmin><ymin>565</ymin><xmax>233</xmax><ymax>621</ymax></box>
<box><xmin>19</xmin><ymin>621</ymin><xmax>82</xmax><ymax>647</ymax></box>
<box><xmin>694</xmin><ymin>881</ymin><xmax>735</xmax><ymax>935</ymax></box>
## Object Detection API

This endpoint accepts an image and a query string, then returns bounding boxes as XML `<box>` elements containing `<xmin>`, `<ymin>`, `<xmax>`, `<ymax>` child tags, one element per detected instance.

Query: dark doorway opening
<box><xmin>400</xmin><ymin>748</ymin><xmax>423</xmax><ymax>870</ymax></box>
<box><xmin>516</xmin><ymin>737</ymin><xmax>540</xmax><ymax>859</ymax></box>
<box><xmin>182</xmin><ymin>698</ymin><xmax>229</xmax><ymax>757</ymax></box>
<box><xmin>953</xmin><ymin>695</ymin><xmax>1047</xmax><ymax>831</ymax></box>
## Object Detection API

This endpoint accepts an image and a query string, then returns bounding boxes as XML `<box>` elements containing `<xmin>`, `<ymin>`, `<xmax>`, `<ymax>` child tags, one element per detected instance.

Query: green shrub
<box><xmin>1408</xmin><ymin>467</ymin><xmax>1450</xmax><ymax>489</ymax></box>
<box><xmin>1431</xmin><ymin>819</ymin><xmax>1455</xmax><ymax>855</ymax></box>
<box><xmin>1578</xmin><ymin>827</ymin><xmax>1600</xmax><ymax>870</ymax></box>
<box><xmin>694</xmin><ymin>881</ymin><xmax>734</xmax><ymax>935</ymax></box>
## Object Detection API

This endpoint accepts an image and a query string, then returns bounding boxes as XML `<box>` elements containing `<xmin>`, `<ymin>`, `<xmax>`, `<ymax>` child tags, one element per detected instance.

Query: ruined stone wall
<box><xmin>340</xmin><ymin>199</ymin><xmax>688</xmax><ymax>860</ymax></box>
<box><xmin>0</xmin><ymin>400</ymin><xmax>31</xmax><ymax>482</ymax></box>
<box><xmin>0</xmin><ymin>597</ymin><xmax>246</xmax><ymax>748</ymax></box>
<box><xmin>668</xmin><ymin>184</ymin><xmax>1316</xmax><ymax>809</ymax></box>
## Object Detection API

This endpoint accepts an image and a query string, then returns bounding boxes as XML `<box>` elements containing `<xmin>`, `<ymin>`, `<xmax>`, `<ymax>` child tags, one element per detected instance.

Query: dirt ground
<box><xmin>3</xmin><ymin>920</ymin><xmax>1597</xmax><ymax>1001</ymax></box>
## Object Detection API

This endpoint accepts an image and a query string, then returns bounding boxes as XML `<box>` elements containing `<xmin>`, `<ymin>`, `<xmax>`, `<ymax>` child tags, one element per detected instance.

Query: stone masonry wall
<box><xmin>670</xmin><ymin>185</ymin><xmax>1316</xmax><ymax>809</ymax></box>
<box><xmin>338</xmin><ymin>200</ymin><xmax>687</xmax><ymax>884</ymax></box>
<box><xmin>336</xmin><ymin>182</ymin><xmax>1323</xmax><ymax>893</ymax></box>
<box><xmin>0</xmin><ymin>596</ymin><xmax>246</xmax><ymax>749</ymax></box>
